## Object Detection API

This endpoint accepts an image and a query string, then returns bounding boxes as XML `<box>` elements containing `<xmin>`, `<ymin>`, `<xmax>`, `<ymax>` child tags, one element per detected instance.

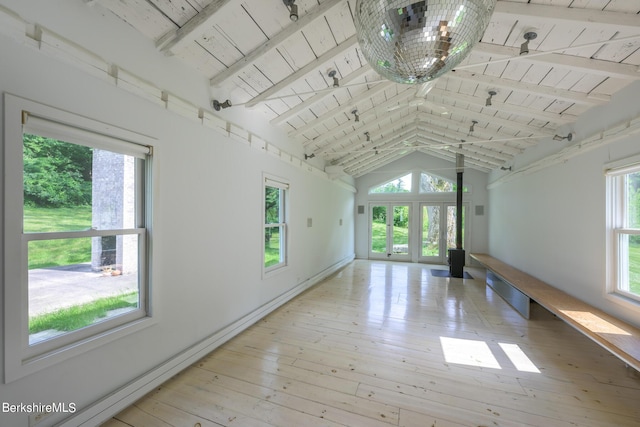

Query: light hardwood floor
<box><xmin>103</xmin><ymin>260</ymin><xmax>640</xmax><ymax>427</ymax></box>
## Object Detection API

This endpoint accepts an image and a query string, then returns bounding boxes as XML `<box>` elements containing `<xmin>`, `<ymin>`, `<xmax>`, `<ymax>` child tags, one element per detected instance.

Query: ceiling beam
<box><xmin>413</xmin><ymin>142</ymin><xmax>496</xmax><ymax>172</ymax></box>
<box><xmin>470</xmin><ymin>43</ymin><xmax>640</xmax><ymax>81</ymax></box>
<box><xmin>316</xmin><ymin>113</ymin><xmax>420</xmax><ymax>157</ymax></box>
<box><xmin>446</xmin><ymin>69</ymin><xmax>609</xmax><ymax>106</ymax></box>
<box><xmin>346</xmin><ymin>139</ymin><xmax>415</xmax><ymax>176</ymax></box>
<box><xmin>290</xmin><ymin>80</ymin><xmax>395</xmax><ymax>138</ymax></box>
<box><xmin>414</xmin><ymin>122</ymin><xmax>515</xmax><ymax>162</ymax></box>
<box><xmin>417</xmin><ymin>115</ymin><xmax>526</xmax><ymax>156</ymax></box>
<box><xmin>271</xmin><ymin>64</ymin><xmax>373</xmax><ymax>126</ymax></box>
<box><xmin>492</xmin><ymin>2</ymin><xmax>640</xmax><ymax>31</ymax></box>
<box><xmin>415</xmin><ymin>147</ymin><xmax>493</xmax><ymax>173</ymax></box>
<box><xmin>245</xmin><ymin>34</ymin><xmax>358</xmax><ymax>109</ymax></box>
<box><xmin>302</xmin><ymin>87</ymin><xmax>415</xmax><ymax>145</ymax></box>
<box><xmin>419</xmin><ymin>94</ymin><xmax>556</xmax><ymax>136</ymax></box>
<box><xmin>338</xmin><ymin>130</ymin><xmax>418</xmax><ymax>169</ymax></box>
<box><xmin>349</xmin><ymin>149</ymin><xmax>411</xmax><ymax>177</ymax></box>
<box><xmin>427</xmin><ymin>88</ymin><xmax>571</xmax><ymax>126</ymax></box>
<box><xmin>413</xmin><ymin>135</ymin><xmax>504</xmax><ymax>167</ymax></box>
<box><xmin>156</xmin><ymin>0</ymin><xmax>234</xmax><ymax>54</ymax></box>
<box><xmin>332</xmin><ymin>126</ymin><xmax>419</xmax><ymax>167</ymax></box>
<box><xmin>209</xmin><ymin>0</ymin><xmax>346</xmax><ymax>87</ymax></box>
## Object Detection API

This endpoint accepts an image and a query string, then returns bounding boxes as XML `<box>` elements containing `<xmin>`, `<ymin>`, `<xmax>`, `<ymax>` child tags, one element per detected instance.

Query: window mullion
<box><xmin>24</xmin><ymin>228</ymin><xmax>145</xmax><ymax>241</ymax></box>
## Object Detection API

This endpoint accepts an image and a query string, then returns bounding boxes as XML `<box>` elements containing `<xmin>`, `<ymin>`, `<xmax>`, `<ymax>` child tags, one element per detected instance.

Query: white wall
<box><xmin>354</xmin><ymin>153</ymin><xmax>489</xmax><ymax>261</ymax></box>
<box><xmin>487</xmin><ymin>81</ymin><xmax>640</xmax><ymax>328</ymax></box>
<box><xmin>0</xmin><ymin>3</ymin><xmax>354</xmax><ymax>426</ymax></box>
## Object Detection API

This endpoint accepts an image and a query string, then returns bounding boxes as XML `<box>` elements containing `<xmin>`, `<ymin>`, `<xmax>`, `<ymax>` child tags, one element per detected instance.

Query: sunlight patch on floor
<box><xmin>440</xmin><ymin>337</ymin><xmax>541</xmax><ymax>373</ymax></box>
<box><xmin>499</xmin><ymin>342</ymin><xmax>541</xmax><ymax>373</ymax></box>
<box><xmin>440</xmin><ymin>337</ymin><xmax>501</xmax><ymax>369</ymax></box>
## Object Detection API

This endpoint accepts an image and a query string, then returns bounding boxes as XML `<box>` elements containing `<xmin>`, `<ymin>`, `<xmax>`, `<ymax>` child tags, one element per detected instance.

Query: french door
<box><xmin>419</xmin><ymin>202</ymin><xmax>467</xmax><ymax>264</ymax></box>
<box><xmin>369</xmin><ymin>204</ymin><xmax>411</xmax><ymax>260</ymax></box>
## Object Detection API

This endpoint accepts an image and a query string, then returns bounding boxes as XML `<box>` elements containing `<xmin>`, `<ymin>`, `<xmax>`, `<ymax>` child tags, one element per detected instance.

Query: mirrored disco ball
<box><xmin>355</xmin><ymin>0</ymin><xmax>496</xmax><ymax>84</ymax></box>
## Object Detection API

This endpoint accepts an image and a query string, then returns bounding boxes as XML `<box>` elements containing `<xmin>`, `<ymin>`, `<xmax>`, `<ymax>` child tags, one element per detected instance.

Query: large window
<box><xmin>368</xmin><ymin>171</ymin><xmax>471</xmax><ymax>195</ymax></box>
<box><xmin>607</xmin><ymin>160</ymin><xmax>640</xmax><ymax>304</ymax></box>
<box><xmin>264</xmin><ymin>176</ymin><xmax>289</xmax><ymax>273</ymax></box>
<box><xmin>369</xmin><ymin>173</ymin><xmax>412</xmax><ymax>194</ymax></box>
<box><xmin>4</xmin><ymin>95</ymin><xmax>153</xmax><ymax>380</ymax></box>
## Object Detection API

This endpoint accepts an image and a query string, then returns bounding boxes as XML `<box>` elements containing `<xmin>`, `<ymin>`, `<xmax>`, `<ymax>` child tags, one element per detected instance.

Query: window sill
<box><xmin>263</xmin><ymin>264</ymin><xmax>289</xmax><ymax>280</ymax></box>
<box><xmin>604</xmin><ymin>291</ymin><xmax>640</xmax><ymax>312</ymax></box>
<box><xmin>5</xmin><ymin>316</ymin><xmax>156</xmax><ymax>384</ymax></box>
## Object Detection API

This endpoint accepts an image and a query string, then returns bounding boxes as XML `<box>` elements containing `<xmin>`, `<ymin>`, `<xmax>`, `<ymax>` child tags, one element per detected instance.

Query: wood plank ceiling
<box><xmin>92</xmin><ymin>0</ymin><xmax>640</xmax><ymax>176</ymax></box>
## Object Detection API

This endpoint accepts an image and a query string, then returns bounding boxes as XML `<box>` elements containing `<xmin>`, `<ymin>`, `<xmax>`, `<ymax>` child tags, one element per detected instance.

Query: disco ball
<box><xmin>354</xmin><ymin>0</ymin><xmax>496</xmax><ymax>84</ymax></box>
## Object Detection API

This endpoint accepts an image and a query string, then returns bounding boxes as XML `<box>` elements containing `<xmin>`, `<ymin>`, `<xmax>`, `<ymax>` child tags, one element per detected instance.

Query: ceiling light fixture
<box><xmin>304</xmin><ymin>153</ymin><xmax>315</xmax><ymax>160</ymax></box>
<box><xmin>364</xmin><ymin>131</ymin><xmax>370</xmax><ymax>142</ymax></box>
<box><xmin>486</xmin><ymin>90</ymin><xmax>496</xmax><ymax>106</ymax></box>
<box><xmin>354</xmin><ymin>0</ymin><xmax>496</xmax><ymax>85</ymax></box>
<box><xmin>469</xmin><ymin>120</ymin><xmax>478</xmax><ymax>133</ymax></box>
<box><xmin>520</xmin><ymin>30</ymin><xmax>537</xmax><ymax>55</ymax></box>
<box><xmin>328</xmin><ymin>70</ymin><xmax>339</xmax><ymax>88</ymax></box>
<box><xmin>553</xmin><ymin>132</ymin><xmax>573</xmax><ymax>142</ymax></box>
<box><xmin>212</xmin><ymin>99</ymin><xmax>232</xmax><ymax>111</ymax></box>
<box><xmin>500</xmin><ymin>165</ymin><xmax>512</xmax><ymax>171</ymax></box>
<box><xmin>352</xmin><ymin>109</ymin><xmax>359</xmax><ymax>122</ymax></box>
<box><xmin>283</xmin><ymin>0</ymin><xmax>298</xmax><ymax>22</ymax></box>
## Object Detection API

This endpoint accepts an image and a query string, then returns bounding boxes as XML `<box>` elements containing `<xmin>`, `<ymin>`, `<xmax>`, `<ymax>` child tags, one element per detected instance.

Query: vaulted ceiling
<box><xmin>91</xmin><ymin>0</ymin><xmax>640</xmax><ymax>176</ymax></box>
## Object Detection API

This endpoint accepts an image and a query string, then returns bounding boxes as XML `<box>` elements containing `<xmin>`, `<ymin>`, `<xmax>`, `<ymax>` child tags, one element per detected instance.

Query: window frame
<box><xmin>605</xmin><ymin>156</ymin><xmax>640</xmax><ymax>306</ymax></box>
<box><xmin>368</xmin><ymin>172</ymin><xmax>413</xmax><ymax>194</ymax></box>
<box><xmin>3</xmin><ymin>94</ymin><xmax>155</xmax><ymax>382</ymax></box>
<box><xmin>263</xmin><ymin>174</ymin><xmax>289</xmax><ymax>275</ymax></box>
<box><xmin>368</xmin><ymin>170</ymin><xmax>472</xmax><ymax>195</ymax></box>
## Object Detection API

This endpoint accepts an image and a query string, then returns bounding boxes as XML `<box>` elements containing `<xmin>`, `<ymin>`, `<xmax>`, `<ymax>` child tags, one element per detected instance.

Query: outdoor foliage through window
<box><xmin>24</xmin><ymin>133</ymin><xmax>144</xmax><ymax>345</ymax></box>
<box><xmin>370</xmin><ymin>173</ymin><xmax>412</xmax><ymax>193</ymax></box>
<box><xmin>619</xmin><ymin>171</ymin><xmax>640</xmax><ymax>298</ymax></box>
<box><xmin>264</xmin><ymin>184</ymin><xmax>286</xmax><ymax>269</ymax></box>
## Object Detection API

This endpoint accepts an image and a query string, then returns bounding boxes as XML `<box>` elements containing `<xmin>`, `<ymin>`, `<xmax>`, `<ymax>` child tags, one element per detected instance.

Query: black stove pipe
<box><xmin>449</xmin><ymin>153</ymin><xmax>465</xmax><ymax>278</ymax></box>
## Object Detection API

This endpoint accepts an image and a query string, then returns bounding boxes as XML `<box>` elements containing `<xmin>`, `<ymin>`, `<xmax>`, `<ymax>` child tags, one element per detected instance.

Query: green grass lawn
<box><xmin>629</xmin><ymin>243</ymin><xmax>640</xmax><ymax>295</ymax></box>
<box><xmin>264</xmin><ymin>228</ymin><xmax>281</xmax><ymax>267</ymax></box>
<box><xmin>371</xmin><ymin>221</ymin><xmax>408</xmax><ymax>252</ymax></box>
<box><xmin>29</xmin><ymin>292</ymin><xmax>138</xmax><ymax>334</ymax></box>
<box><xmin>24</xmin><ymin>205</ymin><xmax>91</xmax><ymax>269</ymax></box>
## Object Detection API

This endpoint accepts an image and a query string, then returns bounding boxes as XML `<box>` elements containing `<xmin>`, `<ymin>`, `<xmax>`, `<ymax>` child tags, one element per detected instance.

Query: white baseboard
<box><xmin>57</xmin><ymin>254</ymin><xmax>354</xmax><ymax>427</ymax></box>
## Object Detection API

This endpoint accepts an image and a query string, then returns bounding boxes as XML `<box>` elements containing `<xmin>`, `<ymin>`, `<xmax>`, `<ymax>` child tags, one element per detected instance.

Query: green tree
<box><xmin>264</xmin><ymin>186</ymin><xmax>281</xmax><ymax>246</ymax></box>
<box><xmin>23</xmin><ymin>134</ymin><xmax>93</xmax><ymax>207</ymax></box>
<box><xmin>393</xmin><ymin>205</ymin><xmax>408</xmax><ymax>227</ymax></box>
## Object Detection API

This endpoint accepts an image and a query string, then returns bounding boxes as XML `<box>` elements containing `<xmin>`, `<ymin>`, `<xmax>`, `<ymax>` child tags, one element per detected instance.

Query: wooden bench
<box><xmin>470</xmin><ymin>253</ymin><xmax>640</xmax><ymax>373</ymax></box>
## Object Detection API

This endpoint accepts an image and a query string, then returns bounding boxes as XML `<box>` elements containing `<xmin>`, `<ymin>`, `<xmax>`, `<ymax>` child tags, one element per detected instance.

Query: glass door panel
<box><xmin>420</xmin><ymin>204</ymin><xmax>442</xmax><ymax>261</ymax></box>
<box><xmin>420</xmin><ymin>203</ymin><xmax>467</xmax><ymax>264</ymax></box>
<box><xmin>369</xmin><ymin>204</ymin><xmax>411</xmax><ymax>259</ymax></box>
<box><xmin>446</xmin><ymin>204</ymin><xmax>466</xmax><ymax>252</ymax></box>
<box><xmin>370</xmin><ymin>205</ymin><xmax>387</xmax><ymax>255</ymax></box>
<box><xmin>391</xmin><ymin>205</ymin><xmax>410</xmax><ymax>256</ymax></box>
